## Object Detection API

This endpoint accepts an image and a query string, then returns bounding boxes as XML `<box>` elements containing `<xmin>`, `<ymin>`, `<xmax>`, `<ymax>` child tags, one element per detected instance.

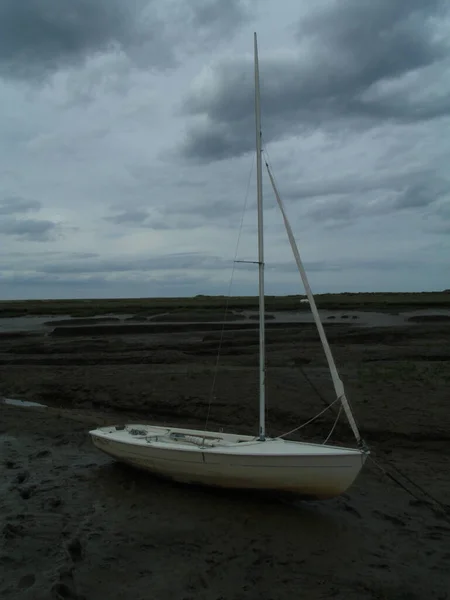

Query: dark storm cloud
<box><xmin>298</xmin><ymin>0</ymin><xmax>447</xmax><ymax>85</ymax></box>
<box><xmin>180</xmin><ymin>0</ymin><xmax>450</xmax><ymax>162</ymax></box>
<box><xmin>189</xmin><ymin>0</ymin><xmax>251</xmax><ymax>41</ymax></box>
<box><xmin>306</xmin><ymin>177</ymin><xmax>450</xmax><ymax>224</ymax></box>
<box><xmin>0</xmin><ymin>0</ymin><xmax>251</xmax><ymax>81</ymax></box>
<box><xmin>0</xmin><ymin>0</ymin><xmax>143</xmax><ymax>79</ymax></box>
<box><xmin>0</xmin><ymin>218</ymin><xmax>59</xmax><ymax>241</ymax></box>
<box><xmin>392</xmin><ymin>180</ymin><xmax>449</xmax><ymax>210</ymax></box>
<box><xmin>0</xmin><ymin>197</ymin><xmax>41</xmax><ymax>215</ymax></box>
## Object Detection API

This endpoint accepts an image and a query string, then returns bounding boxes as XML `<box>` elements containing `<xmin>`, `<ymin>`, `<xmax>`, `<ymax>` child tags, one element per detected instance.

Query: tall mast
<box><xmin>254</xmin><ymin>32</ymin><xmax>266</xmax><ymax>441</ymax></box>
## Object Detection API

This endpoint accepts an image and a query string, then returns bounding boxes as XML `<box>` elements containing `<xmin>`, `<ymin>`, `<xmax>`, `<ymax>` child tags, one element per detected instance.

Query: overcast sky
<box><xmin>1</xmin><ymin>0</ymin><xmax>449</xmax><ymax>300</ymax></box>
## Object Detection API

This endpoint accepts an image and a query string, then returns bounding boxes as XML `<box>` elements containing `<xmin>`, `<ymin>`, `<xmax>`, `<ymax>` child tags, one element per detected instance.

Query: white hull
<box><xmin>90</xmin><ymin>424</ymin><xmax>367</xmax><ymax>500</ymax></box>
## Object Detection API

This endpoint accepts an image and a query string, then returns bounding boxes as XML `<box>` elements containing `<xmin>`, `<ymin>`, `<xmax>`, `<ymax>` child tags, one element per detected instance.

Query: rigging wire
<box><xmin>368</xmin><ymin>454</ymin><xmax>449</xmax><ymax>517</ymax></box>
<box><xmin>299</xmin><ymin>366</ymin><xmax>339</xmax><ymax>414</ymax></box>
<box><xmin>262</xmin><ymin>138</ymin><xmax>362</xmax><ymax>440</ymax></box>
<box><xmin>204</xmin><ymin>154</ymin><xmax>255</xmax><ymax>431</ymax></box>
<box><xmin>322</xmin><ymin>404</ymin><xmax>343</xmax><ymax>445</ymax></box>
<box><xmin>261</xmin><ymin>139</ymin><xmax>449</xmax><ymax>519</ymax></box>
<box><xmin>279</xmin><ymin>397</ymin><xmax>340</xmax><ymax>438</ymax></box>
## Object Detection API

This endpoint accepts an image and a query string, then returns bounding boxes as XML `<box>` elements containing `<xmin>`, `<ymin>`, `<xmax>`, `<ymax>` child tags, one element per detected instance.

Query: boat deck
<box><xmin>90</xmin><ymin>424</ymin><xmax>363</xmax><ymax>457</ymax></box>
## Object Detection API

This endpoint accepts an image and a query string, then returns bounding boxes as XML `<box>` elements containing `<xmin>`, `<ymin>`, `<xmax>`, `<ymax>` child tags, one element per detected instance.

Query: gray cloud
<box><xmin>180</xmin><ymin>0</ymin><xmax>450</xmax><ymax>162</ymax></box>
<box><xmin>104</xmin><ymin>208</ymin><xmax>151</xmax><ymax>225</ymax></box>
<box><xmin>423</xmin><ymin>196</ymin><xmax>450</xmax><ymax>233</ymax></box>
<box><xmin>0</xmin><ymin>250</ymin><xmax>232</xmax><ymax>299</ymax></box>
<box><xmin>280</xmin><ymin>167</ymin><xmax>431</xmax><ymax>203</ymax></box>
<box><xmin>298</xmin><ymin>0</ymin><xmax>447</xmax><ymax>83</ymax></box>
<box><xmin>0</xmin><ymin>218</ymin><xmax>59</xmax><ymax>241</ymax></box>
<box><xmin>429</xmin><ymin>222</ymin><xmax>450</xmax><ymax>234</ymax></box>
<box><xmin>0</xmin><ymin>251</ymin><xmax>98</xmax><ymax>263</ymax></box>
<box><xmin>433</xmin><ymin>200</ymin><xmax>450</xmax><ymax>220</ymax></box>
<box><xmin>122</xmin><ymin>199</ymin><xmax>244</xmax><ymax>227</ymax></box>
<box><xmin>0</xmin><ymin>0</ymin><xmax>251</xmax><ymax>81</ymax></box>
<box><xmin>38</xmin><ymin>252</ymin><xmax>229</xmax><ymax>274</ymax></box>
<box><xmin>393</xmin><ymin>181</ymin><xmax>448</xmax><ymax>210</ymax></box>
<box><xmin>0</xmin><ymin>0</ymin><xmax>143</xmax><ymax>79</ymax></box>
<box><xmin>306</xmin><ymin>177</ymin><xmax>450</xmax><ymax>224</ymax></box>
<box><xmin>0</xmin><ymin>270</ymin><xmax>224</xmax><ymax>300</ymax></box>
<box><xmin>184</xmin><ymin>0</ymin><xmax>252</xmax><ymax>48</ymax></box>
<box><xmin>1</xmin><ymin>250</ymin><xmax>437</xmax><ymax>304</ymax></box>
<box><xmin>2</xmin><ymin>250</ymin><xmax>425</xmax><ymax>280</ymax></box>
<box><xmin>104</xmin><ymin>207</ymin><xmax>174</xmax><ymax>230</ymax></box>
<box><xmin>273</xmin><ymin>257</ymin><xmax>426</xmax><ymax>274</ymax></box>
<box><xmin>0</xmin><ymin>196</ymin><xmax>41</xmax><ymax>215</ymax></box>
<box><xmin>104</xmin><ymin>169</ymin><xmax>250</xmax><ymax>229</ymax></box>
<box><xmin>0</xmin><ymin>251</ymin><xmax>100</xmax><ymax>278</ymax></box>
<box><xmin>0</xmin><ymin>271</ymin><xmax>209</xmax><ymax>286</ymax></box>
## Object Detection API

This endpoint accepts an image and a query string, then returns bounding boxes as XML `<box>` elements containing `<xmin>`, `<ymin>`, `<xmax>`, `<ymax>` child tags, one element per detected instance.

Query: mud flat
<box><xmin>1</xmin><ymin>303</ymin><xmax>450</xmax><ymax>599</ymax></box>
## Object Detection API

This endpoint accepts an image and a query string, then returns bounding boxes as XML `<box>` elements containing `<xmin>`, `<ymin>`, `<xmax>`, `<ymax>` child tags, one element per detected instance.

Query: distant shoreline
<box><xmin>1</xmin><ymin>291</ymin><xmax>450</xmax><ymax>318</ymax></box>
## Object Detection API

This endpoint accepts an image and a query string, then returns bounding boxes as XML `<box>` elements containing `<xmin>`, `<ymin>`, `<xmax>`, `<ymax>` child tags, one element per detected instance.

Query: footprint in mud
<box><xmin>342</xmin><ymin>502</ymin><xmax>362</xmax><ymax>518</ymax></box>
<box><xmin>42</xmin><ymin>495</ymin><xmax>63</xmax><ymax>510</ymax></box>
<box><xmin>18</xmin><ymin>573</ymin><xmax>36</xmax><ymax>590</ymax></box>
<box><xmin>409</xmin><ymin>499</ymin><xmax>429</xmax><ymax>508</ymax></box>
<box><xmin>15</xmin><ymin>470</ymin><xmax>29</xmax><ymax>484</ymax></box>
<box><xmin>369</xmin><ymin>563</ymin><xmax>390</xmax><ymax>571</ymax></box>
<box><xmin>4</xmin><ymin>459</ymin><xmax>19</xmax><ymax>469</ymax></box>
<box><xmin>54</xmin><ymin>438</ymin><xmax>71</xmax><ymax>447</ymax></box>
<box><xmin>373</xmin><ymin>510</ymin><xmax>406</xmax><ymax>527</ymax></box>
<box><xmin>18</xmin><ymin>485</ymin><xmax>36</xmax><ymax>500</ymax></box>
<box><xmin>66</xmin><ymin>537</ymin><xmax>84</xmax><ymax>563</ymax></box>
<box><xmin>31</xmin><ymin>449</ymin><xmax>51</xmax><ymax>459</ymax></box>
<box><xmin>2</xmin><ymin>522</ymin><xmax>25</xmax><ymax>539</ymax></box>
<box><xmin>429</xmin><ymin>524</ymin><xmax>450</xmax><ymax>533</ymax></box>
<box><xmin>426</xmin><ymin>525</ymin><xmax>450</xmax><ymax>540</ymax></box>
<box><xmin>51</xmin><ymin>568</ymin><xmax>86</xmax><ymax>600</ymax></box>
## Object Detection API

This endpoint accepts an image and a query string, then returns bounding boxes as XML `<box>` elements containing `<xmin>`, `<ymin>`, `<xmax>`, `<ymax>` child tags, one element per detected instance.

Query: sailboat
<box><xmin>89</xmin><ymin>33</ymin><xmax>368</xmax><ymax>500</ymax></box>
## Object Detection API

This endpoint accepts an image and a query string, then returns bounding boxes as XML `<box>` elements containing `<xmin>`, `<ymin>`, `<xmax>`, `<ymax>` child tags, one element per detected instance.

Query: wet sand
<box><xmin>1</xmin><ymin>310</ymin><xmax>450</xmax><ymax>599</ymax></box>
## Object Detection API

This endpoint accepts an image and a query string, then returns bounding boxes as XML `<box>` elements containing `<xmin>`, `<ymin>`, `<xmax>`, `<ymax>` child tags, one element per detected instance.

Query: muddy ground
<box><xmin>1</xmin><ymin>311</ymin><xmax>450</xmax><ymax>599</ymax></box>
